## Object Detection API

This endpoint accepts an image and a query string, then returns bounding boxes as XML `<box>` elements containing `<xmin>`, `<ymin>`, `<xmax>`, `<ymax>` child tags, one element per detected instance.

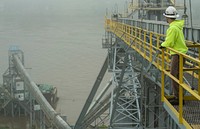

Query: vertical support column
<box><xmin>161</xmin><ymin>48</ymin><xmax>165</xmax><ymax>102</ymax></box>
<box><xmin>11</xmin><ymin>102</ymin><xmax>14</xmax><ymax>117</ymax></box>
<box><xmin>40</xmin><ymin>110</ymin><xmax>45</xmax><ymax>129</ymax></box>
<box><xmin>30</xmin><ymin>95</ymin><xmax>33</xmax><ymax>128</ymax></box>
<box><xmin>179</xmin><ymin>55</ymin><xmax>183</xmax><ymax>124</ymax></box>
<box><xmin>110</xmin><ymin>51</ymin><xmax>141</xmax><ymax>128</ymax></box>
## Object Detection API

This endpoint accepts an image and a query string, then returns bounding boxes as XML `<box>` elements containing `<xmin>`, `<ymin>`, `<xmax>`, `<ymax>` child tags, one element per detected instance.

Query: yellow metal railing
<box><xmin>105</xmin><ymin>18</ymin><xmax>200</xmax><ymax>128</ymax></box>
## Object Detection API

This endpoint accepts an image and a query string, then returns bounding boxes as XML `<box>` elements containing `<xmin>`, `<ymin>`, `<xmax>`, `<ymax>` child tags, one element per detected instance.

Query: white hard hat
<box><xmin>163</xmin><ymin>6</ymin><xmax>179</xmax><ymax>18</ymax></box>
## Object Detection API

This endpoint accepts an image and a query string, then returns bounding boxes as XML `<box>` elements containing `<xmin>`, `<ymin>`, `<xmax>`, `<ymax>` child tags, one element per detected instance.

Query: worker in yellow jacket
<box><xmin>161</xmin><ymin>6</ymin><xmax>188</xmax><ymax>105</ymax></box>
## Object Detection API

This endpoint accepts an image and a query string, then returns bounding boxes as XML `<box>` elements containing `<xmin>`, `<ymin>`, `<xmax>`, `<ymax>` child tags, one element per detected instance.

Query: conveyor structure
<box><xmin>75</xmin><ymin>11</ymin><xmax>200</xmax><ymax>129</ymax></box>
<box><xmin>0</xmin><ymin>47</ymin><xmax>71</xmax><ymax>129</ymax></box>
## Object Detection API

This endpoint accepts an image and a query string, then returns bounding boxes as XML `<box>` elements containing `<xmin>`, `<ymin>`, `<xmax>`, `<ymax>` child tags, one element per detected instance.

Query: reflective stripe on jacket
<box><xmin>161</xmin><ymin>20</ymin><xmax>188</xmax><ymax>55</ymax></box>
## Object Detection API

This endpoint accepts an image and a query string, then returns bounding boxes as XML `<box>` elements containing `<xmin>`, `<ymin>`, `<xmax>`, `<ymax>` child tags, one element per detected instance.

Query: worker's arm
<box><xmin>161</xmin><ymin>28</ymin><xmax>176</xmax><ymax>47</ymax></box>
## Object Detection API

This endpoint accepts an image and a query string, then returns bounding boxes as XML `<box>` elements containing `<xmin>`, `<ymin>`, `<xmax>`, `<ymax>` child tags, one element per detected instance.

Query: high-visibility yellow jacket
<box><xmin>161</xmin><ymin>20</ymin><xmax>188</xmax><ymax>55</ymax></box>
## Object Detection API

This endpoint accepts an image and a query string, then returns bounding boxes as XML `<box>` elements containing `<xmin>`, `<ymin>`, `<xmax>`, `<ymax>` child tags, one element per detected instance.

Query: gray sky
<box><xmin>0</xmin><ymin>0</ymin><xmax>127</xmax><ymax>16</ymax></box>
<box><xmin>0</xmin><ymin>0</ymin><xmax>199</xmax><ymax>22</ymax></box>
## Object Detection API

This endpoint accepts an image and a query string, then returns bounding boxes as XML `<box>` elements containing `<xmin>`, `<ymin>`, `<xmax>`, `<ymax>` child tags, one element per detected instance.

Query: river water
<box><xmin>0</xmin><ymin>0</ymin><xmax>124</xmax><ymax>125</ymax></box>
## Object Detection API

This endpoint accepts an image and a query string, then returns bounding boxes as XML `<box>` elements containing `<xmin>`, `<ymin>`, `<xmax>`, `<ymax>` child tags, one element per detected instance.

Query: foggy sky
<box><xmin>0</xmin><ymin>0</ymin><xmax>127</xmax><ymax>16</ymax></box>
<box><xmin>1</xmin><ymin>0</ymin><xmax>199</xmax><ymax>26</ymax></box>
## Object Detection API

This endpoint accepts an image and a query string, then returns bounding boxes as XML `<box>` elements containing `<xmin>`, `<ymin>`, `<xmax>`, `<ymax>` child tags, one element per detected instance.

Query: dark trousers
<box><xmin>170</xmin><ymin>54</ymin><xmax>185</xmax><ymax>98</ymax></box>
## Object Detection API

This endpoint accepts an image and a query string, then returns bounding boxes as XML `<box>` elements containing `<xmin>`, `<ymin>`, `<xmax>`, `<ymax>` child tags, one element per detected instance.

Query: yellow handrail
<box><xmin>105</xmin><ymin>18</ymin><xmax>200</xmax><ymax>127</ymax></box>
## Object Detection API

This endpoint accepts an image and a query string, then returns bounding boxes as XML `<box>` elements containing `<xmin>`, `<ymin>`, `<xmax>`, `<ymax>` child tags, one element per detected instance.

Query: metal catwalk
<box><xmin>75</xmin><ymin>12</ymin><xmax>200</xmax><ymax>129</ymax></box>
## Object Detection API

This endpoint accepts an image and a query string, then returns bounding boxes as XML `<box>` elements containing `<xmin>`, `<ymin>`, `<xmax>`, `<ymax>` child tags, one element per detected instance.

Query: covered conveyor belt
<box><xmin>11</xmin><ymin>50</ymin><xmax>71</xmax><ymax>129</ymax></box>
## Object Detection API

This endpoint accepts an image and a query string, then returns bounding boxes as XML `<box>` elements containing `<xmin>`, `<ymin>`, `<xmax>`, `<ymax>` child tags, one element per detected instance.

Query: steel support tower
<box><xmin>108</xmin><ymin>39</ymin><xmax>141</xmax><ymax>129</ymax></box>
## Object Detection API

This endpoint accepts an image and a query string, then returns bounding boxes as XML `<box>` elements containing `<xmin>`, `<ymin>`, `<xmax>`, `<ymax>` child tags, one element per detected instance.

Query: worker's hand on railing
<box><xmin>159</xmin><ymin>46</ymin><xmax>165</xmax><ymax>49</ymax></box>
<box><xmin>158</xmin><ymin>46</ymin><xmax>165</xmax><ymax>54</ymax></box>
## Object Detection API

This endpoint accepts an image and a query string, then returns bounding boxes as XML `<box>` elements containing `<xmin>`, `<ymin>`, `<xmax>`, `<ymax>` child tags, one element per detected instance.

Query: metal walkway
<box><xmin>75</xmin><ymin>16</ymin><xmax>200</xmax><ymax>129</ymax></box>
<box><xmin>105</xmin><ymin>18</ymin><xmax>200</xmax><ymax>128</ymax></box>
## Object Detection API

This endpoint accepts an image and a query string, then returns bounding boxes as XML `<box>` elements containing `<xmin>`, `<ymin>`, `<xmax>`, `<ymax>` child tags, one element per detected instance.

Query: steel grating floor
<box><xmin>174</xmin><ymin>101</ymin><xmax>200</xmax><ymax>128</ymax></box>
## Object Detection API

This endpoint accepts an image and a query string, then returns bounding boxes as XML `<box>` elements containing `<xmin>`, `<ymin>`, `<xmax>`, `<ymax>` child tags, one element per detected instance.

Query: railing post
<box><xmin>156</xmin><ymin>35</ymin><xmax>160</xmax><ymax>67</ymax></box>
<box><xmin>144</xmin><ymin>31</ymin><xmax>146</xmax><ymax>58</ymax></box>
<box><xmin>139</xmin><ymin>28</ymin><xmax>142</xmax><ymax>51</ymax></box>
<box><xmin>111</xmin><ymin>20</ymin><xmax>113</xmax><ymax>30</ymax></box>
<box><xmin>139</xmin><ymin>28</ymin><xmax>141</xmax><ymax>39</ymax></box>
<box><xmin>133</xmin><ymin>27</ymin><xmax>135</xmax><ymax>36</ymax></box>
<box><xmin>128</xmin><ymin>26</ymin><xmax>130</xmax><ymax>43</ymax></box>
<box><xmin>198</xmin><ymin>46</ymin><xmax>200</xmax><ymax>95</ymax></box>
<box><xmin>161</xmin><ymin>48</ymin><xmax>165</xmax><ymax>102</ymax></box>
<box><xmin>149</xmin><ymin>32</ymin><xmax>153</xmax><ymax>62</ymax></box>
<box><xmin>135</xmin><ymin>27</ymin><xmax>137</xmax><ymax>37</ymax></box>
<box><xmin>179</xmin><ymin>54</ymin><xmax>184</xmax><ymax>124</ymax></box>
<box><xmin>126</xmin><ymin>26</ymin><xmax>128</xmax><ymax>41</ymax></box>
